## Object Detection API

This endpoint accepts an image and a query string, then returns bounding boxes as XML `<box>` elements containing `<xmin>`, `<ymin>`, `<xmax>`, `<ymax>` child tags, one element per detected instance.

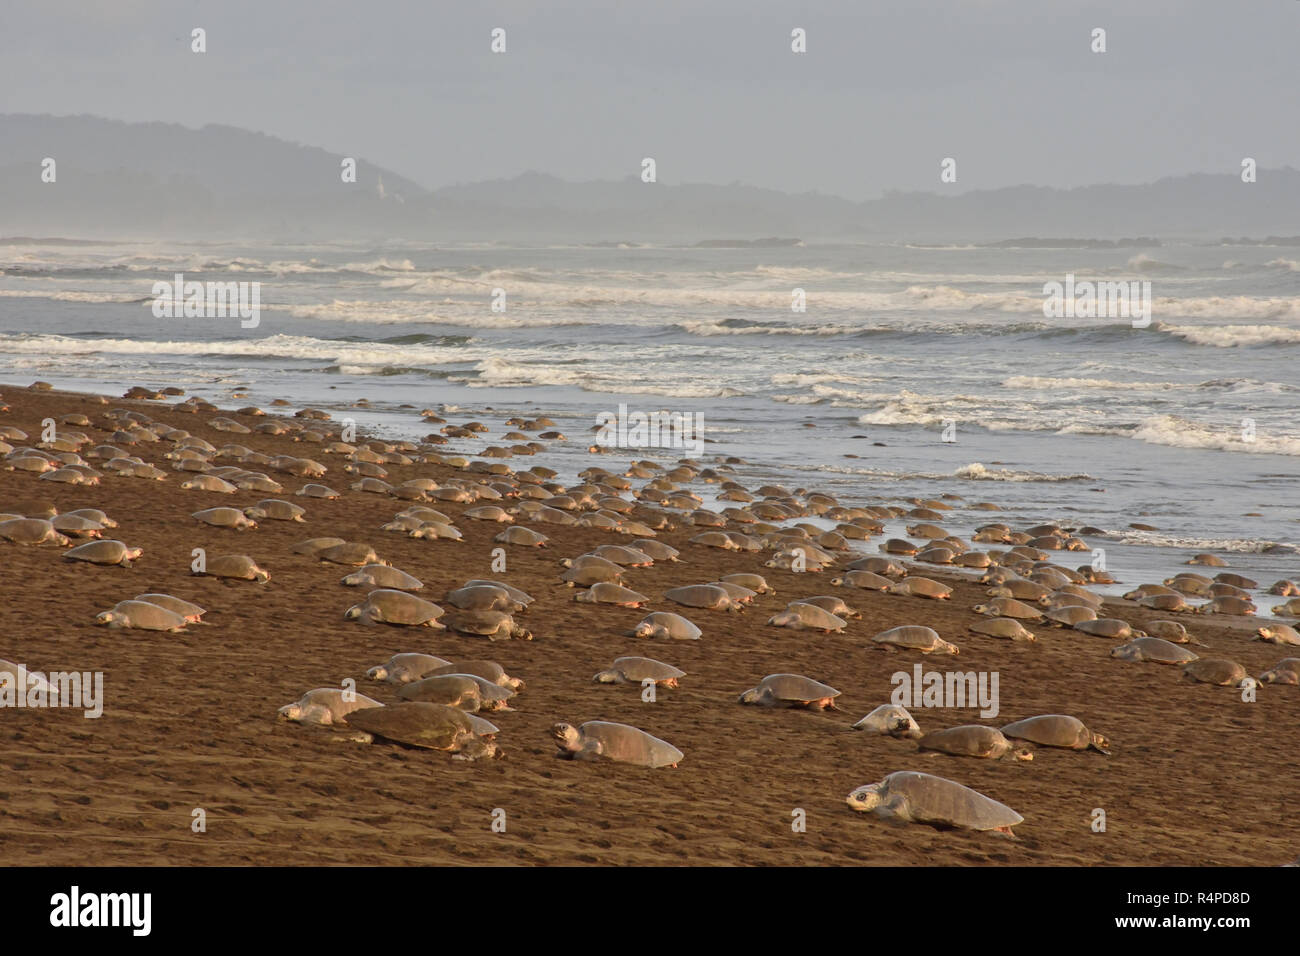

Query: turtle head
<box><xmin>972</xmin><ymin>604</ymin><xmax>989</xmax><ymax>615</ymax></box>
<box><xmin>550</xmin><ymin>722</ymin><xmax>581</xmax><ymax>751</ymax></box>
<box><xmin>829</xmin><ymin>576</ymin><xmax>843</xmax><ymax>587</ymax></box>
<box><xmin>592</xmin><ymin>669</ymin><xmax>621</xmax><ymax>684</ymax></box>
<box><xmin>1011</xmin><ymin>747</ymin><xmax>1035</xmax><ymax>762</ymax></box>
<box><xmin>253</xmin><ymin>567</ymin><xmax>271</xmax><ymax>583</ymax></box>
<box><xmin>845</xmin><ymin>784</ymin><xmax>884</xmax><ymax>813</ymax></box>
<box><xmin>94</xmin><ymin>611</ymin><xmax>122</xmax><ymax>627</ymax></box>
<box><xmin>277</xmin><ymin>702</ymin><xmax>302</xmax><ymax>721</ymax></box>
<box><xmin>365</xmin><ymin>664</ymin><xmax>388</xmax><ymax>681</ymax></box>
<box><xmin>1090</xmin><ymin>733</ymin><xmax>1112</xmax><ymax>756</ymax></box>
<box><xmin>891</xmin><ymin>717</ymin><xmax>924</xmax><ymax>740</ymax></box>
<box><xmin>558</xmin><ymin>558</ymin><xmax>573</xmax><ymax>568</ymax></box>
<box><xmin>344</xmin><ymin>605</ymin><xmax>362</xmax><ymax>620</ymax></box>
<box><xmin>125</xmin><ymin>547</ymin><xmax>144</xmax><ymax>561</ymax></box>
<box><xmin>630</xmin><ymin>622</ymin><xmax>654</xmax><ymax>638</ymax></box>
<box><xmin>738</xmin><ymin>688</ymin><xmax>761</xmax><ymax>705</ymax></box>
<box><xmin>244</xmin><ymin>507</ymin><xmax>265</xmax><ymax>519</ymax></box>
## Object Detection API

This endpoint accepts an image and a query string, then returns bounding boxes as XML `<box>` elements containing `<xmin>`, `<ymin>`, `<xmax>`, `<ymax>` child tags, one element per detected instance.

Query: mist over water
<box><xmin>2</xmin><ymin>237</ymin><xmax>1298</xmax><ymax>600</ymax></box>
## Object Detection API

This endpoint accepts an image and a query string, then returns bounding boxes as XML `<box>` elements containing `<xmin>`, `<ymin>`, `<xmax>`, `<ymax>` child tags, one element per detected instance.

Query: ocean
<box><xmin>2</xmin><ymin>237</ymin><xmax>1298</xmax><ymax>606</ymax></box>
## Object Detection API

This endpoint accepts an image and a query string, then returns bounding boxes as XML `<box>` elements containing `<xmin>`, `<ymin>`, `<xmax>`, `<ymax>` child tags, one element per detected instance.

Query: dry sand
<box><xmin>0</xmin><ymin>384</ymin><xmax>1296</xmax><ymax>866</ymax></box>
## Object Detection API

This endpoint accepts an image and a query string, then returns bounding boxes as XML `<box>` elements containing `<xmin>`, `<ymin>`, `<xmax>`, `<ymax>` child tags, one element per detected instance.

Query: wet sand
<box><xmin>0</xmin><ymin>384</ymin><xmax>1296</xmax><ymax>866</ymax></box>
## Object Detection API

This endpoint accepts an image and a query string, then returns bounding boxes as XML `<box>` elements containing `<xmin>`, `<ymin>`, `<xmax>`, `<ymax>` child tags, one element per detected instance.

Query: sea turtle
<box><xmin>459</xmin><ymin>580</ymin><xmax>535</xmax><ymax>607</ymax></box>
<box><xmin>987</xmin><ymin>579</ymin><xmax>1052</xmax><ymax>602</ymax></box>
<box><xmin>663</xmin><ymin>584</ymin><xmax>739</xmax><ymax>611</ymax></box>
<box><xmin>846</xmin><ymin>771</ymin><xmax>1023</xmax><ymax>836</ymax></box>
<box><xmin>573</xmin><ymin>582</ymin><xmax>649</xmax><ymax>608</ymax></box>
<box><xmin>1181</xmin><ymin>659</ymin><xmax>1251</xmax><ymax>686</ymax></box>
<box><xmin>560</xmin><ymin>558</ymin><xmax>625</xmax><ymax>587</ymax></box>
<box><xmin>64</xmin><ymin>539</ymin><xmax>142</xmax><ymax>567</ymax></box>
<box><xmin>1198</xmin><ymin>596</ymin><xmax>1256</xmax><ymax>616</ymax></box>
<box><xmin>317</xmin><ymin>542</ymin><xmax>384</xmax><ymax>566</ymax></box>
<box><xmin>49</xmin><ymin>514</ymin><xmax>106</xmax><ymax>538</ymax></box>
<box><xmin>94</xmin><ymin>600</ymin><xmax>188</xmax><ymax>631</ymax></box>
<box><xmin>708</xmin><ymin>580</ymin><xmax>758</xmax><ymax>606</ymax></box>
<box><xmin>830</xmin><ymin>570</ymin><xmax>893</xmax><ymax>591</ymax></box>
<box><xmin>1143</xmin><ymin>620</ymin><xmax>1206</xmax><ymax>645</ymax></box>
<box><xmin>1001</xmin><ymin>714</ymin><xmax>1110</xmax><ymax>754</ymax></box>
<box><xmin>972</xmin><ymin>597</ymin><xmax>1044</xmax><ymax>621</ymax></box>
<box><xmin>586</xmin><ymin>544</ymin><xmax>654</xmax><ymax>567</ymax></box>
<box><xmin>593</xmin><ymin>657</ymin><xmax>685</xmax><ymax>687</ymax></box>
<box><xmin>443</xmin><ymin>609</ymin><xmax>532</xmax><ymax>641</ymax></box>
<box><xmin>295</xmin><ymin>483</ymin><xmax>341</xmax><ymax>499</ymax></box>
<box><xmin>291</xmin><ymin>536</ymin><xmax>346</xmax><ymax>556</ymax></box>
<box><xmin>968</xmin><ymin>618</ymin><xmax>1037</xmax><ymax>642</ymax></box>
<box><xmin>795</xmin><ymin>595</ymin><xmax>860</xmax><ymax>619</ymax></box>
<box><xmin>1072</xmin><ymin>618</ymin><xmax>1140</xmax><ymax>640</ymax></box>
<box><xmin>738</xmin><ymin>673</ymin><xmax>840</xmax><ymax>710</ymax></box>
<box><xmin>244</xmin><ymin>499</ymin><xmax>306</xmax><ymax>522</ymax></box>
<box><xmin>425</xmin><ymin>660</ymin><xmax>525</xmax><ymax>692</ymax></box>
<box><xmin>346</xmin><ymin>702</ymin><xmax>500</xmax><ymax>759</ymax></box>
<box><xmin>463</xmin><ymin>505</ymin><xmax>513</xmax><ymax>523</ymax></box>
<box><xmin>767</xmin><ymin>603</ymin><xmax>848</xmax><ymax>633</ymax></box>
<box><xmin>872</xmin><ymin>625</ymin><xmax>960</xmax><ymax>655</ymax></box>
<box><xmin>495</xmin><ymin>526</ymin><xmax>550</xmax><ymax>547</ymax></box>
<box><xmin>844</xmin><ymin>556</ymin><xmax>907</xmax><ymax>577</ymax></box>
<box><xmin>397</xmin><ymin>673</ymin><xmax>515</xmax><ymax>712</ymax></box>
<box><xmin>1138</xmin><ymin>593</ymin><xmax>1194</xmax><ymax>613</ymax></box>
<box><xmin>444</xmin><ymin>584</ymin><xmax>521</xmax><ymax>612</ymax></box>
<box><xmin>133</xmin><ymin>593</ymin><xmax>206</xmax><ymax>623</ymax></box>
<box><xmin>366</xmin><ymin>653</ymin><xmax>452</xmax><ymax>684</ymax></box>
<box><xmin>1214</xmin><ymin>572</ymin><xmax>1258</xmax><ymax>589</ymax></box>
<box><xmin>632</xmin><ymin>539</ymin><xmax>680</xmax><ymax>562</ymax></box>
<box><xmin>65</xmin><ymin>508</ymin><xmax>117</xmax><ymax>528</ymax></box>
<box><xmin>550</xmin><ymin>720</ymin><xmax>682</xmax><ymax>768</ymax></box>
<box><xmin>345</xmin><ymin>590</ymin><xmax>445</xmax><ymax>627</ymax></box>
<box><xmin>1256</xmin><ymin>623</ymin><xmax>1300</xmax><ymax>646</ymax></box>
<box><xmin>628</xmin><ymin>611</ymin><xmax>701</xmax><ymax>640</ymax></box>
<box><xmin>720</xmin><ymin>572</ymin><xmax>774</xmax><ymax>594</ymax></box>
<box><xmin>886</xmin><ymin>577</ymin><xmax>952</xmax><ymax>600</ymax></box>
<box><xmin>1043</xmin><ymin>605</ymin><xmax>1099</xmax><ymax>627</ymax></box>
<box><xmin>917</xmin><ymin>725</ymin><xmax>1033</xmax><ymax>761</ymax></box>
<box><xmin>196</xmin><ymin>554</ymin><xmax>270</xmax><ymax>582</ymax></box>
<box><xmin>1258</xmin><ymin>658</ymin><xmax>1300</xmax><ymax>685</ymax></box>
<box><xmin>192</xmin><ymin>507</ymin><xmax>257</xmax><ymax>530</ymax></box>
<box><xmin>278</xmin><ymin>688</ymin><xmax>383</xmax><ymax>726</ymax></box>
<box><xmin>340</xmin><ymin>564</ymin><xmax>424</xmax><ymax>590</ymax></box>
<box><xmin>851</xmin><ymin>704</ymin><xmax>923</xmax><ymax>738</ymax></box>
<box><xmin>0</xmin><ymin>517</ymin><xmax>70</xmax><ymax>546</ymax></box>
<box><xmin>1110</xmin><ymin>636</ymin><xmax>1199</xmax><ymax>664</ymax></box>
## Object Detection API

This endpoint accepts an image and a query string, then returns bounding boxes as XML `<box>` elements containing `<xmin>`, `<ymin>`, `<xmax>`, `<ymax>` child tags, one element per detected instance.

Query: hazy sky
<box><xmin>4</xmin><ymin>0</ymin><xmax>1297</xmax><ymax>199</ymax></box>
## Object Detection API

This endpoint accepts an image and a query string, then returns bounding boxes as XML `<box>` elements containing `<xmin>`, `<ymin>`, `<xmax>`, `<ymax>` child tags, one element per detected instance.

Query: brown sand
<box><xmin>1</xmin><ymin>385</ymin><xmax>1296</xmax><ymax>866</ymax></box>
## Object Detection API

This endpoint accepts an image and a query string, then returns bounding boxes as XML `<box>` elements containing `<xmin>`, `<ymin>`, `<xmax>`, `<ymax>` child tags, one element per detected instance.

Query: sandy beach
<box><xmin>0</xmin><ymin>382</ymin><xmax>1295</xmax><ymax>866</ymax></box>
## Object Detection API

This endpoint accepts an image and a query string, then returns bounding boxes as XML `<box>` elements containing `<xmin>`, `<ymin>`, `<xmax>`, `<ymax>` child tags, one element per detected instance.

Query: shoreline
<box><xmin>1</xmin><ymin>381</ymin><xmax>1296</xmax><ymax>865</ymax></box>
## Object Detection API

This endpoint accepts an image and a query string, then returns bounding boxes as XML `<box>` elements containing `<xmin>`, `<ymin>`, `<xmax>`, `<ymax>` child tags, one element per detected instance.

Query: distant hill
<box><xmin>0</xmin><ymin>114</ymin><xmax>430</xmax><ymax>238</ymax></box>
<box><xmin>2</xmin><ymin>114</ymin><xmax>1298</xmax><ymax>241</ymax></box>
